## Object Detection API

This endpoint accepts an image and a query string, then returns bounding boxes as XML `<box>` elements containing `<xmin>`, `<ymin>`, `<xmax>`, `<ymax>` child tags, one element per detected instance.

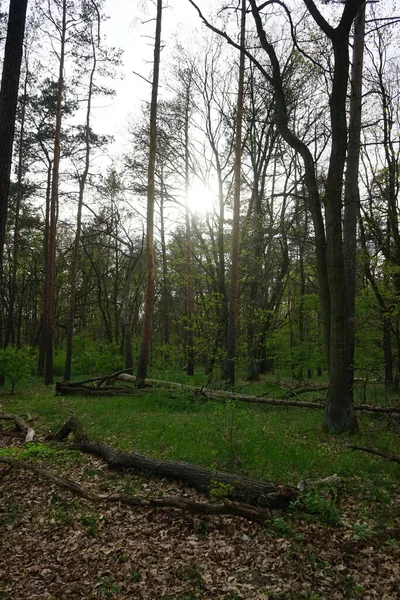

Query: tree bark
<box><xmin>0</xmin><ymin>456</ymin><xmax>274</xmax><ymax>523</ymax></box>
<box><xmin>136</xmin><ymin>0</ymin><xmax>162</xmax><ymax>383</ymax></box>
<box><xmin>4</xmin><ymin>60</ymin><xmax>29</xmax><ymax>347</ymax></box>
<box><xmin>224</xmin><ymin>0</ymin><xmax>245</xmax><ymax>385</ymax></box>
<box><xmin>44</xmin><ymin>0</ymin><xmax>67</xmax><ymax>385</ymax></box>
<box><xmin>52</xmin><ymin>417</ymin><xmax>298</xmax><ymax>509</ymax></box>
<box><xmin>343</xmin><ymin>2</ymin><xmax>366</xmax><ymax>392</ymax></box>
<box><xmin>0</xmin><ymin>0</ymin><xmax>28</xmax><ymax>348</ymax></box>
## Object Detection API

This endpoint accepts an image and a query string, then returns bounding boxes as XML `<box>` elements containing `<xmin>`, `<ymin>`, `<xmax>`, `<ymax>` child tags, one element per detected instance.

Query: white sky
<box><xmin>98</xmin><ymin>0</ymin><xmax>208</xmax><ymax>157</ymax></box>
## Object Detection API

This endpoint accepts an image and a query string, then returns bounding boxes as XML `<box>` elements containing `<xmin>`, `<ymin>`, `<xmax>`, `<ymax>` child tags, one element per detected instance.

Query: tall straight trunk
<box><xmin>184</xmin><ymin>77</ymin><xmax>195</xmax><ymax>376</ymax></box>
<box><xmin>343</xmin><ymin>1</ymin><xmax>366</xmax><ymax>390</ymax></box>
<box><xmin>159</xmin><ymin>175</ymin><xmax>170</xmax><ymax>345</ymax></box>
<box><xmin>322</xmin><ymin>35</ymin><xmax>358</xmax><ymax>433</ymax></box>
<box><xmin>224</xmin><ymin>0</ymin><xmax>245</xmax><ymax>385</ymax></box>
<box><xmin>122</xmin><ymin>245</ymin><xmax>134</xmax><ymax>370</ymax></box>
<box><xmin>136</xmin><ymin>0</ymin><xmax>162</xmax><ymax>383</ymax></box>
<box><xmin>44</xmin><ymin>0</ymin><xmax>67</xmax><ymax>385</ymax></box>
<box><xmin>64</xmin><ymin>20</ymin><xmax>97</xmax><ymax>381</ymax></box>
<box><xmin>0</xmin><ymin>0</ymin><xmax>28</xmax><ymax>348</ymax></box>
<box><xmin>4</xmin><ymin>64</ymin><xmax>28</xmax><ymax>347</ymax></box>
<box><xmin>37</xmin><ymin>162</ymin><xmax>52</xmax><ymax>376</ymax></box>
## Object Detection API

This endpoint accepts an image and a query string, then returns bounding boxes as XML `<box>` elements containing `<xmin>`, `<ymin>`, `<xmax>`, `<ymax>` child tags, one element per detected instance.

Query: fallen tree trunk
<box><xmin>55</xmin><ymin>373</ymin><xmax>400</xmax><ymax>415</ymax></box>
<box><xmin>0</xmin><ymin>456</ymin><xmax>271</xmax><ymax>524</ymax></box>
<box><xmin>0</xmin><ymin>413</ymin><xmax>35</xmax><ymax>442</ymax></box>
<box><xmin>51</xmin><ymin>417</ymin><xmax>298</xmax><ymax>509</ymax></box>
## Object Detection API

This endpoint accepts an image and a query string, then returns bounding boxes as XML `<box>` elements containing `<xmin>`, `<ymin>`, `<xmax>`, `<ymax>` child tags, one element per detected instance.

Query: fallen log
<box><xmin>0</xmin><ymin>456</ymin><xmax>270</xmax><ymax>524</ymax></box>
<box><xmin>0</xmin><ymin>413</ymin><xmax>35</xmax><ymax>442</ymax></box>
<box><xmin>55</xmin><ymin>373</ymin><xmax>400</xmax><ymax>415</ymax></box>
<box><xmin>51</xmin><ymin>417</ymin><xmax>298</xmax><ymax>509</ymax></box>
<box><xmin>55</xmin><ymin>383</ymin><xmax>132</xmax><ymax>396</ymax></box>
<box><xmin>347</xmin><ymin>445</ymin><xmax>400</xmax><ymax>464</ymax></box>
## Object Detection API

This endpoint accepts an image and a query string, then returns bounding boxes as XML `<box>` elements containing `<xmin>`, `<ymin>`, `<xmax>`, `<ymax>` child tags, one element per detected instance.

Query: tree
<box><xmin>343</xmin><ymin>1</ymin><xmax>366</xmax><ymax>390</ymax></box>
<box><xmin>43</xmin><ymin>0</ymin><xmax>67</xmax><ymax>385</ymax></box>
<box><xmin>189</xmin><ymin>0</ymin><xmax>362</xmax><ymax>432</ymax></box>
<box><xmin>0</xmin><ymin>0</ymin><xmax>28</xmax><ymax>347</ymax></box>
<box><xmin>64</xmin><ymin>0</ymin><xmax>120</xmax><ymax>381</ymax></box>
<box><xmin>136</xmin><ymin>0</ymin><xmax>163</xmax><ymax>383</ymax></box>
<box><xmin>223</xmin><ymin>0</ymin><xmax>245</xmax><ymax>385</ymax></box>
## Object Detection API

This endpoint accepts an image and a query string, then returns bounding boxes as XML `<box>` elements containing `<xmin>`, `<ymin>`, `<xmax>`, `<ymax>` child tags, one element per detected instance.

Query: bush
<box><xmin>67</xmin><ymin>334</ymin><xmax>124</xmax><ymax>376</ymax></box>
<box><xmin>0</xmin><ymin>345</ymin><xmax>35</xmax><ymax>393</ymax></box>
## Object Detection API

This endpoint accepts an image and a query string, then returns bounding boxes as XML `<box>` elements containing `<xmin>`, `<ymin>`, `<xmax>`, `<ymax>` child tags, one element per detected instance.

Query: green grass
<box><xmin>2</xmin><ymin>375</ymin><xmax>399</xmax><ymax>487</ymax></box>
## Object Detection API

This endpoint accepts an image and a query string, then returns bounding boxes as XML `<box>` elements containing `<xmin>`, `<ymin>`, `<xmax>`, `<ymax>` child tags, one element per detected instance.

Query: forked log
<box><xmin>0</xmin><ymin>413</ymin><xmax>35</xmax><ymax>442</ymax></box>
<box><xmin>51</xmin><ymin>417</ymin><xmax>298</xmax><ymax>509</ymax></box>
<box><xmin>0</xmin><ymin>456</ymin><xmax>271</xmax><ymax>523</ymax></box>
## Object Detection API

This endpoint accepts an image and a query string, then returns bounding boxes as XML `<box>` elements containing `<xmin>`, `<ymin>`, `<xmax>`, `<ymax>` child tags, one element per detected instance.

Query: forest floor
<box><xmin>1</xmin><ymin>434</ymin><xmax>400</xmax><ymax>599</ymax></box>
<box><xmin>1</xmin><ymin>380</ymin><xmax>400</xmax><ymax>599</ymax></box>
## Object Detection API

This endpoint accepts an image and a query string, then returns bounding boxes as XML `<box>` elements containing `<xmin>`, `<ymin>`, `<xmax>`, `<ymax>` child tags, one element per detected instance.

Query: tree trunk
<box><xmin>53</xmin><ymin>417</ymin><xmax>298</xmax><ymax>509</ymax></box>
<box><xmin>224</xmin><ymin>0</ymin><xmax>245</xmax><ymax>385</ymax></box>
<box><xmin>64</xmin><ymin>19</ymin><xmax>98</xmax><ymax>381</ymax></box>
<box><xmin>44</xmin><ymin>0</ymin><xmax>67</xmax><ymax>385</ymax></box>
<box><xmin>4</xmin><ymin>61</ymin><xmax>28</xmax><ymax>347</ymax></box>
<box><xmin>0</xmin><ymin>0</ymin><xmax>28</xmax><ymax>348</ymax></box>
<box><xmin>343</xmin><ymin>2</ymin><xmax>366</xmax><ymax>391</ymax></box>
<box><xmin>136</xmin><ymin>0</ymin><xmax>162</xmax><ymax>383</ymax></box>
<box><xmin>184</xmin><ymin>74</ymin><xmax>195</xmax><ymax>376</ymax></box>
<box><xmin>323</xmin><ymin>35</ymin><xmax>358</xmax><ymax>433</ymax></box>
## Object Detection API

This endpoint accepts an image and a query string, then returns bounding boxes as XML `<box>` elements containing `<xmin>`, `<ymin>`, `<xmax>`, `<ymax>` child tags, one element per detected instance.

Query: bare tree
<box><xmin>223</xmin><ymin>0</ymin><xmax>246</xmax><ymax>385</ymax></box>
<box><xmin>136</xmin><ymin>0</ymin><xmax>163</xmax><ymax>383</ymax></box>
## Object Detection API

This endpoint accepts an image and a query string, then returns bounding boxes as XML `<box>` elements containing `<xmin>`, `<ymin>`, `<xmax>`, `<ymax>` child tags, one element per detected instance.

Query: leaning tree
<box><xmin>188</xmin><ymin>0</ymin><xmax>366</xmax><ymax>433</ymax></box>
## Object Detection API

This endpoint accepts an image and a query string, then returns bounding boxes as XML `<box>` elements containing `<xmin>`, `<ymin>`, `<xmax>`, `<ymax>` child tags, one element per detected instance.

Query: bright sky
<box><xmin>99</xmin><ymin>0</ymin><xmax>206</xmax><ymax>157</ymax></box>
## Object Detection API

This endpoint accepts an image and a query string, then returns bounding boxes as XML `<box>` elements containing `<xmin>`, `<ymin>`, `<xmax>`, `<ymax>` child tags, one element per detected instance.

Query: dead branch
<box><xmin>347</xmin><ymin>445</ymin><xmax>400</xmax><ymax>464</ymax></box>
<box><xmin>0</xmin><ymin>456</ymin><xmax>271</xmax><ymax>524</ymax></box>
<box><xmin>0</xmin><ymin>413</ymin><xmax>35</xmax><ymax>442</ymax></box>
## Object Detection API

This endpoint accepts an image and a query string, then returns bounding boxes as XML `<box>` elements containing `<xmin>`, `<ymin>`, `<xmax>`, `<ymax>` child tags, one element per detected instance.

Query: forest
<box><xmin>0</xmin><ymin>0</ymin><xmax>400</xmax><ymax>599</ymax></box>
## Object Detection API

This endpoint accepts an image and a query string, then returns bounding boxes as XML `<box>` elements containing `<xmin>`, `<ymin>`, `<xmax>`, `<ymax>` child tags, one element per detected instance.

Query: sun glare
<box><xmin>186</xmin><ymin>179</ymin><xmax>216</xmax><ymax>216</ymax></box>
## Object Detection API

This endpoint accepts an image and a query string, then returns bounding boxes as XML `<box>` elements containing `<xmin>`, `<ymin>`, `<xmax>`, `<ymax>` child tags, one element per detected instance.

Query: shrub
<box><xmin>0</xmin><ymin>345</ymin><xmax>35</xmax><ymax>393</ymax></box>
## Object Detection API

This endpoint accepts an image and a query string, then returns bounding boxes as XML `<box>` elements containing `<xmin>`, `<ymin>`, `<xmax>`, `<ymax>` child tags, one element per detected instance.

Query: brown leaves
<box><xmin>0</xmin><ymin>444</ymin><xmax>399</xmax><ymax>599</ymax></box>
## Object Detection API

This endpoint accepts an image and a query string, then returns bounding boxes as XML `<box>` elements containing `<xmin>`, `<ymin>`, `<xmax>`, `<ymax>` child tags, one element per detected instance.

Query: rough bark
<box><xmin>343</xmin><ymin>2</ymin><xmax>366</xmax><ymax>390</ymax></box>
<box><xmin>52</xmin><ymin>417</ymin><xmax>298</xmax><ymax>509</ymax></box>
<box><xmin>0</xmin><ymin>456</ymin><xmax>275</xmax><ymax>523</ymax></box>
<box><xmin>44</xmin><ymin>0</ymin><xmax>67</xmax><ymax>385</ymax></box>
<box><xmin>136</xmin><ymin>0</ymin><xmax>162</xmax><ymax>383</ymax></box>
<box><xmin>0</xmin><ymin>0</ymin><xmax>28</xmax><ymax>347</ymax></box>
<box><xmin>223</xmin><ymin>0</ymin><xmax>245</xmax><ymax>385</ymax></box>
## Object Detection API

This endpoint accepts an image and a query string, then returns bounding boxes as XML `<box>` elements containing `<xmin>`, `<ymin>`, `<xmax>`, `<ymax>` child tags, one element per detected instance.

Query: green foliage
<box><xmin>81</xmin><ymin>513</ymin><xmax>99</xmax><ymax>537</ymax></box>
<box><xmin>55</xmin><ymin>333</ymin><xmax>124</xmax><ymax>377</ymax></box>
<box><xmin>209</xmin><ymin>480</ymin><xmax>234</xmax><ymax>502</ymax></box>
<box><xmin>97</xmin><ymin>575</ymin><xmax>120</xmax><ymax>598</ymax></box>
<box><xmin>290</xmin><ymin>489</ymin><xmax>342</xmax><ymax>524</ymax></box>
<box><xmin>0</xmin><ymin>442</ymin><xmax>58</xmax><ymax>460</ymax></box>
<box><xmin>0</xmin><ymin>345</ymin><xmax>35</xmax><ymax>393</ymax></box>
<box><xmin>266</xmin><ymin>517</ymin><xmax>296</xmax><ymax>538</ymax></box>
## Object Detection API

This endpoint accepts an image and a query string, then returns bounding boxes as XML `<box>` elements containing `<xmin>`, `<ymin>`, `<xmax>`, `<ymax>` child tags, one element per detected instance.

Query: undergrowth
<box><xmin>1</xmin><ymin>374</ymin><xmax>399</xmax><ymax>530</ymax></box>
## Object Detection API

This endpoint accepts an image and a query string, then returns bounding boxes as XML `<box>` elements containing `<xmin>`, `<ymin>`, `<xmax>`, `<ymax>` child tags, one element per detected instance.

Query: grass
<box><xmin>2</xmin><ymin>375</ymin><xmax>399</xmax><ymax>479</ymax></box>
